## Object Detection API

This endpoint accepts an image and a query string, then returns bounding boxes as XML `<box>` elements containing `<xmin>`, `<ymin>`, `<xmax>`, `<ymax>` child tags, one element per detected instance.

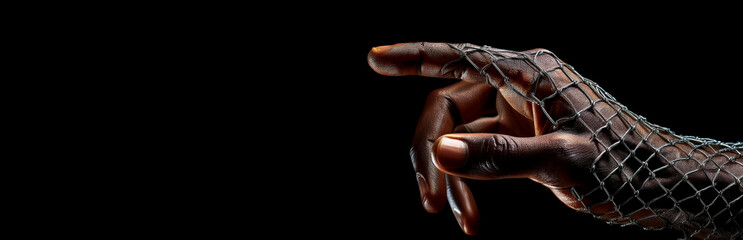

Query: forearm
<box><xmin>595</xmin><ymin>136</ymin><xmax>743</xmax><ymax>238</ymax></box>
<box><xmin>572</xmin><ymin>111</ymin><xmax>743</xmax><ymax>238</ymax></box>
<box><xmin>657</xmin><ymin>140</ymin><xmax>743</xmax><ymax>239</ymax></box>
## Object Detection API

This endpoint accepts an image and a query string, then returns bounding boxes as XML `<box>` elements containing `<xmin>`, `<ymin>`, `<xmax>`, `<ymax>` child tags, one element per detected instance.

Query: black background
<box><xmin>276</xmin><ymin>11</ymin><xmax>741</xmax><ymax>239</ymax></box>
<box><xmin>27</xmin><ymin>6</ymin><xmax>743</xmax><ymax>239</ymax></box>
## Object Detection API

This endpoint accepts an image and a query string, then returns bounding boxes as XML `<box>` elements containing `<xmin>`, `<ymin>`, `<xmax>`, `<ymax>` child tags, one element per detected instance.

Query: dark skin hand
<box><xmin>368</xmin><ymin>42</ymin><xmax>742</xmax><ymax>238</ymax></box>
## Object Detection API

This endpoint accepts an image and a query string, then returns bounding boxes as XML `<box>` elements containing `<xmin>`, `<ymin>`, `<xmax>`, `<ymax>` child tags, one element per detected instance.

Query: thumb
<box><xmin>432</xmin><ymin>133</ymin><xmax>571</xmax><ymax>180</ymax></box>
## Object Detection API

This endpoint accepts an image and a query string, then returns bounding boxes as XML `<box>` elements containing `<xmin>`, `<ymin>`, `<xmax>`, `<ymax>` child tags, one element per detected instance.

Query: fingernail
<box><xmin>451</xmin><ymin>209</ymin><xmax>469</xmax><ymax>235</ymax></box>
<box><xmin>436</xmin><ymin>137</ymin><xmax>468</xmax><ymax>170</ymax></box>
<box><xmin>415</xmin><ymin>173</ymin><xmax>431</xmax><ymax>210</ymax></box>
<box><xmin>371</xmin><ymin>45</ymin><xmax>392</xmax><ymax>54</ymax></box>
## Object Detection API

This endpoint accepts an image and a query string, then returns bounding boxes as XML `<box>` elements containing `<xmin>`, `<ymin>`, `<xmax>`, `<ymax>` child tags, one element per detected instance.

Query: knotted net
<box><xmin>442</xmin><ymin>43</ymin><xmax>743</xmax><ymax>239</ymax></box>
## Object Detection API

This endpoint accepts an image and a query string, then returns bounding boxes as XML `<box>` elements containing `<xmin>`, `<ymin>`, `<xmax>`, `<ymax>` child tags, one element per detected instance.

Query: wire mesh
<box><xmin>443</xmin><ymin>43</ymin><xmax>743</xmax><ymax>239</ymax></box>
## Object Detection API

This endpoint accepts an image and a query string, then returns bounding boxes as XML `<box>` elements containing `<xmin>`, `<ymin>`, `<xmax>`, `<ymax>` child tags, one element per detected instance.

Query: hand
<box><xmin>368</xmin><ymin>42</ymin><xmax>742</xmax><ymax>239</ymax></box>
<box><xmin>367</xmin><ymin>41</ymin><xmax>592</xmax><ymax>235</ymax></box>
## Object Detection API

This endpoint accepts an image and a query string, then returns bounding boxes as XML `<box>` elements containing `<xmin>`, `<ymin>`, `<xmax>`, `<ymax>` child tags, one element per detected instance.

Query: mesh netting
<box><xmin>442</xmin><ymin>43</ymin><xmax>743</xmax><ymax>239</ymax></box>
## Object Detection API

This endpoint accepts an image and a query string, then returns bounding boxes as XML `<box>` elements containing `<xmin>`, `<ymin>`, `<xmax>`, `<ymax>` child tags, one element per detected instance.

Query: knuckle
<box><xmin>451</xmin><ymin>42</ymin><xmax>476</xmax><ymax>49</ymax></box>
<box><xmin>428</xmin><ymin>88</ymin><xmax>448</xmax><ymax>99</ymax></box>
<box><xmin>550</xmin><ymin>134</ymin><xmax>572</xmax><ymax>154</ymax></box>
<box><xmin>527</xmin><ymin>47</ymin><xmax>550</xmax><ymax>53</ymax></box>
<box><xmin>528</xmin><ymin>48</ymin><xmax>561</xmax><ymax>68</ymax></box>
<box><xmin>481</xmin><ymin>135</ymin><xmax>516</xmax><ymax>175</ymax></box>
<box><xmin>493</xmin><ymin>135</ymin><xmax>516</xmax><ymax>160</ymax></box>
<box><xmin>452</xmin><ymin>124</ymin><xmax>471</xmax><ymax>133</ymax></box>
<box><xmin>426</xmin><ymin>88</ymin><xmax>456</xmax><ymax>109</ymax></box>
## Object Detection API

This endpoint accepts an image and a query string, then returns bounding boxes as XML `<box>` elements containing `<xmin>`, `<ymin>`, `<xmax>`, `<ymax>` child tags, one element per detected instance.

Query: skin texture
<box><xmin>367</xmin><ymin>42</ymin><xmax>742</xmax><ymax>239</ymax></box>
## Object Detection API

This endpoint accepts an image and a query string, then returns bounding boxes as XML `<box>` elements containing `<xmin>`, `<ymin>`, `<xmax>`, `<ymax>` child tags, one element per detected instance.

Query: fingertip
<box><xmin>422</xmin><ymin>192</ymin><xmax>447</xmax><ymax>214</ymax></box>
<box><xmin>457</xmin><ymin>210</ymin><xmax>480</xmax><ymax>236</ymax></box>
<box><xmin>458</xmin><ymin>215</ymin><xmax>480</xmax><ymax>236</ymax></box>
<box><xmin>367</xmin><ymin>45</ymin><xmax>391</xmax><ymax>75</ymax></box>
<box><xmin>422</xmin><ymin>196</ymin><xmax>446</xmax><ymax>214</ymax></box>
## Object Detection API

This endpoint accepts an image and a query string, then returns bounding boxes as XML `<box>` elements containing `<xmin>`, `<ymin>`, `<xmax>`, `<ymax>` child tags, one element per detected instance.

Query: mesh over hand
<box><xmin>443</xmin><ymin>43</ymin><xmax>743</xmax><ymax>239</ymax></box>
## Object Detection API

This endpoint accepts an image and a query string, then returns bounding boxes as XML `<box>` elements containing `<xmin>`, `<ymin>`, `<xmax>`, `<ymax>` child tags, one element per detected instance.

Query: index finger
<box><xmin>367</xmin><ymin>42</ymin><xmax>487</xmax><ymax>83</ymax></box>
